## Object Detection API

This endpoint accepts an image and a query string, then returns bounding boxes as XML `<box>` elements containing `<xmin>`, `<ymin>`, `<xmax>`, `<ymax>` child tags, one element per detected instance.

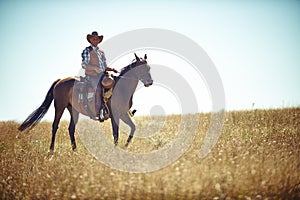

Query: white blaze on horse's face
<box><xmin>136</xmin><ymin>63</ymin><xmax>153</xmax><ymax>87</ymax></box>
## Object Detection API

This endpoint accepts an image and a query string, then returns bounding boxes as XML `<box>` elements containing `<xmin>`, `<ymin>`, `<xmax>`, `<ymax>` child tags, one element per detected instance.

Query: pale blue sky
<box><xmin>0</xmin><ymin>0</ymin><xmax>299</xmax><ymax>121</ymax></box>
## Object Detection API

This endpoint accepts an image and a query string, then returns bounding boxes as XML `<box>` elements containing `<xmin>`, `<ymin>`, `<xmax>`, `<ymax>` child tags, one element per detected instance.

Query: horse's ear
<box><xmin>134</xmin><ymin>53</ymin><xmax>140</xmax><ymax>61</ymax></box>
<box><xmin>144</xmin><ymin>54</ymin><xmax>147</xmax><ymax>60</ymax></box>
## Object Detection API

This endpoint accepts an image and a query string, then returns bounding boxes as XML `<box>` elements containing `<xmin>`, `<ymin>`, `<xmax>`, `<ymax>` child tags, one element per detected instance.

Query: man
<box><xmin>81</xmin><ymin>31</ymin><xmax>118</xmax><ymax>120</ymax></box>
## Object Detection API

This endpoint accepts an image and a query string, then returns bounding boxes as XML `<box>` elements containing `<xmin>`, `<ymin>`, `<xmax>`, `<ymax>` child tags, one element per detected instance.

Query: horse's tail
<box><xmin>18</xmin><ymin>79</ymin><xmax>60</xmax><ymax>131</ymax></box>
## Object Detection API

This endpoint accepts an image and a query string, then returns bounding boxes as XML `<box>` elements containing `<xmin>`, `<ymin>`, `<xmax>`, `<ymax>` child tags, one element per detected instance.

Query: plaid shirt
<box><xmin>81</xmin><ymin>45</ymin><xmax>107</xmax><ymax>71</ymax></box>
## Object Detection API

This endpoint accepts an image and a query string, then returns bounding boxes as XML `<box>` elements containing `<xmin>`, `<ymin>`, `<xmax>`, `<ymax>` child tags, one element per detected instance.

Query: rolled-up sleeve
<box><xmin>81</xmin><ymin>47</ymin><xmax>90</xmax><ymax>69</ymax></box>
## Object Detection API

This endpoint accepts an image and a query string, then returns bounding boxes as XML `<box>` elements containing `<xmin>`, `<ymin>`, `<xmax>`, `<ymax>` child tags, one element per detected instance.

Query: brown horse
<box><xmin>18</xmin><ymin>53</ymin><xmax>153</xmax><ymax>151</ymax></box>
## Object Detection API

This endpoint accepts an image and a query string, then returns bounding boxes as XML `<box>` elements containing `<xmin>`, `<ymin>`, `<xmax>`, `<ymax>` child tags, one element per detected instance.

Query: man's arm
<box><xmin>86</xmin><ymin>65</ymin><xmax>103</xmax><ymax>74</ymax></box>
<box><xmin>81</xmin><ymin>47</ymin><xmax>90</xmax><ymax>69</ymax></box>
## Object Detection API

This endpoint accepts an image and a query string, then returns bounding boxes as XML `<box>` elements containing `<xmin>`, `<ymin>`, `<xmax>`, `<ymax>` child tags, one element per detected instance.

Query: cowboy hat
<box><xmin>87</xmin><ymin>31</ymin><xmax>103</xmax><ymax>43</ymax></box>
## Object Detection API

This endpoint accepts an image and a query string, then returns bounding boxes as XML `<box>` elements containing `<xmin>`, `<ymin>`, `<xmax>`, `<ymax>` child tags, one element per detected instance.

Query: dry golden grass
<box><xmin>0</xmin><ymin>108</ymin><xmax>299</xmax><ymax>199</ymax></box>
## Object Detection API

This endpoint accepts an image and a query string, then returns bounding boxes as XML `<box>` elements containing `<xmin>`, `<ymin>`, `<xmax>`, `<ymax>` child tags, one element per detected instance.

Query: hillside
<box><xmin>0</xmin><ymin>108</ymin><xmax>299</xmax><ymax>199</ymax></box>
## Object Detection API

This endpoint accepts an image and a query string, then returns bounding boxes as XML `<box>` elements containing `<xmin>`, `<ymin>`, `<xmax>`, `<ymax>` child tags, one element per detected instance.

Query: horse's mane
<box><xmin>118</xmin><ymin>59</ymin><xmax>147</xmax><ymax>77</ymax></box>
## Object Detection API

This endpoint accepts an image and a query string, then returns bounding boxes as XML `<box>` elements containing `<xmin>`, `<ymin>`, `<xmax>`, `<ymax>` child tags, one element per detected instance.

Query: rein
<box><xmin>116</xmin><ymin>74</ymin><xmax>139</xmax><ymax>81</ymax></box>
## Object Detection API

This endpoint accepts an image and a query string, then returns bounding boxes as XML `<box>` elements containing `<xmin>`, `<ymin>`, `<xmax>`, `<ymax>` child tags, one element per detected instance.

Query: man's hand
<box><xmin>95</xmin><ymin>68</ymin><xmax>103</xmax><ymax>74</ymax></box>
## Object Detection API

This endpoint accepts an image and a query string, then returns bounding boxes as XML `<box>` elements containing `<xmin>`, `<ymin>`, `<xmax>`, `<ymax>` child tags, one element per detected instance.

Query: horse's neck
<box><xmin>116</xmin><ymin>73</ymin><xmax>138</xmax><ymax>99</ymax></box>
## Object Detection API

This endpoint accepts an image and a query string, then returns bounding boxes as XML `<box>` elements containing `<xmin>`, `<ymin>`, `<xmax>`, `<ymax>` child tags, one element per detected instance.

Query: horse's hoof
<box><xmin>125</xmin><ymin>142</ymin><xmax>129</xmax><ymax>147</ymax></box>
<box><xmin>114</xmin><ymin>140</ymin><xmax>118</xmax><ymax>146</ymax></box>
<box><xmin>47</xmin><ymin>149</ymin><xmax>54</xmax><ymax>156</ymax></box>
<box><xmin>72</xmin><ymin>144</ymin><xmax>77</xmax><ymax>151</ymax></box>
<box><xmin>49</xmin><ymin>146</ymin><xmax>54</xmax><ymax>152</ymax></box>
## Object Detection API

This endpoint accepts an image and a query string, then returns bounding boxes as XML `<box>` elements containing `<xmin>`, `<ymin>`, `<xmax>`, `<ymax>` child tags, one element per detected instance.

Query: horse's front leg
<box><xmin>120</xmin><ymin>113</ymin><xmax>136</xmax><ymax>147</ymax></box>
<box><xmin>111</xmin><ymin>115</ymin><xmax>120</xmax><ymax>146</ymax></box>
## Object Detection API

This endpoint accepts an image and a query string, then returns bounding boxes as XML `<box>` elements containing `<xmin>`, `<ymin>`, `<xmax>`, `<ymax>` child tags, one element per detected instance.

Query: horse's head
<box><xmin>118</xmin><ymin>53</ymin><xmax>153</xmax><ymax>87</ymax></box>
<box><xmin>133</xmin><ymin>53</ymin><xmax>153</xmax><ymax>87</ymax></box>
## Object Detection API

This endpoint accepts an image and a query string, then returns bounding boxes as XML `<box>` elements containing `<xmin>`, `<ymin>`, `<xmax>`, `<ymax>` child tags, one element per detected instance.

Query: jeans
<box><xmin>86</xmin><ymin>73</ymin><xmax>104</xmax><ymax>92</ymax></box>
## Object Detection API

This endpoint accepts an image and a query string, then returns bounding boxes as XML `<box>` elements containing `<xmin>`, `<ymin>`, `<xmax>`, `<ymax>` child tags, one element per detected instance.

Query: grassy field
<box><xmin>0</xmin><ymin>108</ymin><xmax>299</xmax><ymax>199</ymax></box>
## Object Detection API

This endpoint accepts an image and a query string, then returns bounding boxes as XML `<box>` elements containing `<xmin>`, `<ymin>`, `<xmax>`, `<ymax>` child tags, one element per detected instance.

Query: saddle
<box><xmin>74</xmin><ymin>74</ymin><xmax>114</xmax><ymax>121</ymax></box>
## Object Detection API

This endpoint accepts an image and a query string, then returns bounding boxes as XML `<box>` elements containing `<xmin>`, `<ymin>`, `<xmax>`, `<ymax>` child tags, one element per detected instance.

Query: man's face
<box><xmin>90</xmin><ymin>36</ymin><xmax>100</xmax><ymax>46</ymax></box>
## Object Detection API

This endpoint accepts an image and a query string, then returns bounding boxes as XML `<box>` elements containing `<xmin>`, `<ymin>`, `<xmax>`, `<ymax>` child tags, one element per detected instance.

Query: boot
<box><xmin>99</xmin><ymin>109</ymin><xmax>105</xmax><ymax>121</ymax></box>
<box><xmin>102</xmin><ymin>106</ymin><xmax>110</xmax><ymax>120</ymax></box>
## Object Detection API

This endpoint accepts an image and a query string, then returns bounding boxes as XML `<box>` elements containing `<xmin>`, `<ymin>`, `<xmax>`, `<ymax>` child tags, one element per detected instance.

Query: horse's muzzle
<box><xmin>144</xmin><ymin>81</ymin><xmax>153</xmax><ymax>87</ymax></box>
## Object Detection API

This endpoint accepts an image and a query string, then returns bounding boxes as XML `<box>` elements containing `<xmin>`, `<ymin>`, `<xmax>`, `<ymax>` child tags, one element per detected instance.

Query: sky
<box><xmin>0</xmin><ymin>0</ymin><xmax>299</xmax><ymax>121</ymax></box>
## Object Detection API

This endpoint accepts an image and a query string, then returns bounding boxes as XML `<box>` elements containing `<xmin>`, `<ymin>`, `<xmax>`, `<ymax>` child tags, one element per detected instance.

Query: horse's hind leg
<box><xmin>120</xmin><ymin>113</ymin><xmax>136</xmax><ymax>147</ymax></box>
<box><xmin>67</xmin><ymin>104</ymin><xmax>79</xmax><ymax>151</ymax></box>
<box><xmin>50</xmin><ymin>105</ymin><xmax>65</xmax><ymax>151</ymax></box>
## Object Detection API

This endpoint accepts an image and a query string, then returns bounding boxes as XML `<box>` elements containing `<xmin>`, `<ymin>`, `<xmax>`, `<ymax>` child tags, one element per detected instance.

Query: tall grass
<box><xmin>0</xmin><ymin>108</ymin><xmax>299</xmax><ymax>199</ymax></box>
